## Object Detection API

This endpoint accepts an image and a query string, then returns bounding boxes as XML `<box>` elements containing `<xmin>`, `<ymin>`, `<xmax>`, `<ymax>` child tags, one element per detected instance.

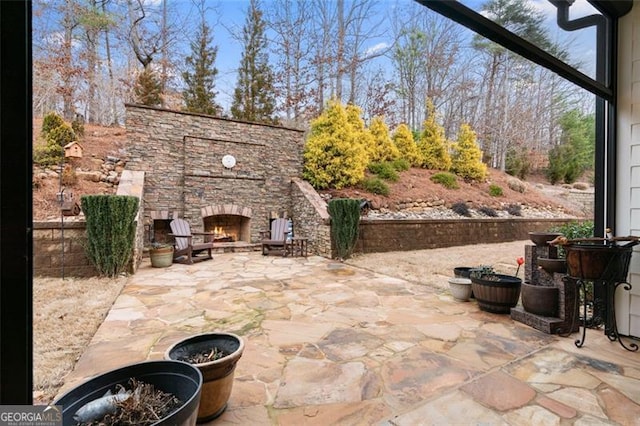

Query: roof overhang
<box><xmin>588</xmin><ymin>0</ymin><xmax>632</xmax><ymax>18</ymax></box>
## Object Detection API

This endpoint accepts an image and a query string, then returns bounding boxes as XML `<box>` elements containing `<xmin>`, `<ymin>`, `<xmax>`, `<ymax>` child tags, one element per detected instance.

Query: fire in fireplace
<box><xmin>203</xmin><ymin>214</ymin><xmax>250</xmax><ymax>243</ymax></box>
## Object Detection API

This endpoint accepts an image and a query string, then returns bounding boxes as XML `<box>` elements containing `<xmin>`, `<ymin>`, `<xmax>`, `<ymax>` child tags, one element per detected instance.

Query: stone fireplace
<box><xmin>148</xmin><ymin>210</ymin><xmax>180</xmax><ymax>244</ymax></box>
<box><xmin>201</xmin><ymin>204</ymin><xmax>252</xmax><ymax>243</ymax></box>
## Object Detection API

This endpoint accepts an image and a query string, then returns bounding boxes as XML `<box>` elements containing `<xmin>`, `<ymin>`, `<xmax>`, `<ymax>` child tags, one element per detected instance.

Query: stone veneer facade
<box><xmin>125</xmin><ymin>104</ymin><xmax>306</xmax><ymax>244</ymax></box>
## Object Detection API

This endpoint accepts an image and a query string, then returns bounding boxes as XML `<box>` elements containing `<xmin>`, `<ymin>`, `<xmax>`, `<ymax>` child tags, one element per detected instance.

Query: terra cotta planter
<box><xmin>150</xmin><ymin>246</ymin><xmax>174</xmax><ymax>268</ymax></box>
<box><xmin>165</xmin><ymin>332</ymin><xmax>244</xmax><ymax>423</ymax></box>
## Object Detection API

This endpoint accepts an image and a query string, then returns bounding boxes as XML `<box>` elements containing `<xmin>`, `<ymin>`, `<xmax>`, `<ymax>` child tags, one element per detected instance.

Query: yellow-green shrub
<box><xmin>346</xmin><ymin>104</ymin><xmax>375</xmax><ymax>162</ymax></box>
<box><xmin>451</xmin><ymin>123</ymin><xmax>487</xmax><ymax>181</ymax></box>
<box><xmin>303</xmin><ymin>100</ymin><xmax>368</xmax><ymax>189</ymax></box>
<box><xmin>369</xmin><ymin>116</ymin><xmax>400</xmax><ymax>162</ymax></box>
<box><xmin>417</xmin><ymin>100</ymin><xmax>451</xmax><ymax>170</ymax></box>
<box><xmin>392</xmin><ymin>123</ymin><xmax>420</xmax><ymax>166</ymax></box>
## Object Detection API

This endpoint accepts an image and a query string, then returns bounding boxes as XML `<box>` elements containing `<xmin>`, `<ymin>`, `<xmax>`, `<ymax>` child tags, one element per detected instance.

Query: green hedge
<box><xmin>81</xmin><ymin>195</ymin><xmax>139</xmax><ymax>277</ymax></box>
<box><xmin>328</xmin><ymin>198</ymin><xmax>361</xmax><ymax>260</ymax></box>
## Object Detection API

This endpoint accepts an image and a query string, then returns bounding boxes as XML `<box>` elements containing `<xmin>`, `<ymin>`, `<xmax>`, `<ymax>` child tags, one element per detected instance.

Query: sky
<box><xmin>35</xmin><ymin>0</ymin><xmax>602</xmax><ymax>112</ymax></box>
<box><xmin>182</xmin><ymin>0</ymin><xmax>601</xmax><ymax>108</ymax></box>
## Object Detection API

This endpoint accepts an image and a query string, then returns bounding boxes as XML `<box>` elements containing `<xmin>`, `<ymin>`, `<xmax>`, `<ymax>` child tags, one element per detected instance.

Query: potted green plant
<box><xmin>149</xmin><ymin>242</ymin><xmax>174</xmax><ymax>268</ymax></box>
<box><xmin>470</xmin><ymin>265</ymin><xmax>522</xmax><ymax>314</ymax></box>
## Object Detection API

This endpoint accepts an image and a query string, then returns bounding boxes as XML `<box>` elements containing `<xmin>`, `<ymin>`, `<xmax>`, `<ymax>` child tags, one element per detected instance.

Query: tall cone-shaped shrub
<box><xmin>346</xmin><ymin>104</ymin><xmax>375</xmax><ymax>162</ymax></box>
<box><xmin>81</xmin><ymin>195</ymin><xmax>140</xmax><ymax>277</ymax></box>
<box><xmin>392</xmin><ymin>123</ymin><xmax>420</xmax><ymax>166</ymax></box>
<box><xmin>369</xmin><ymin>116</ymin><xmax>400</xmax><ymax>162</ymax></box>
<box><xmin>451</xmin><ymin>123</ymin><xmax>487</xmax><ymax>181</ymax></box>
<box><xmin>328</xmin><ymin>198</ymin><xmax>361</xmax><ymax>260</ymax></box>
<box><xmin>417</xmin><ymin>100</ymin><xmax>451</xmax><ymax>170</ymax></box>
<box><xmin>303</xmin><ymin>100</ymin><xmax>368</xmax><ymax>189</ymax></box>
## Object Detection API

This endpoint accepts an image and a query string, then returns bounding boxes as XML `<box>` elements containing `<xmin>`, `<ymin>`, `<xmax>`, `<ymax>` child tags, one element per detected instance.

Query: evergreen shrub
<box><xmin>303</xmin><ymin>100</ymin><xmax>368</xmax><ymax>189</ymax></box>
<box><xmin>328</xmin><ymin>198</ymin><xmax>361</xmax><ymax>260</ymax></box>
<box><xmin>451</xmin><ymin>123</ymin><xmax>486</xmax><ymax>181</ymax></box>
<box><xmin>368</xmin><ymin>162</ymin><xmax>399</xmax><ymax>181</ymax></box>
<box><xmin>41</xmin><ymin>112</ymin><xmax>65</xmax><ymax>137</ymax></box>
<box><xmin>489</xmin><ymin>184</ymin><xmax>503</xmax><ymax>196</ymax></box>
<box><xmin>430</xmin><ymin>172</ymin><xmax>459</xmax><ymax>189</ymax></box>
<box><xmin>362</xmin><ymin>177</ymin><xmax>390</xmax><ymax>195</ymax></box>
<box><xmin>391</xmin><ymin>158</ymin><xmax>410</xmax><ymax>171</ymax></box>
<box><xmin>81</xmin><ymin>195</ymin><xmax>140</xmax><ymax>277</ymax></box>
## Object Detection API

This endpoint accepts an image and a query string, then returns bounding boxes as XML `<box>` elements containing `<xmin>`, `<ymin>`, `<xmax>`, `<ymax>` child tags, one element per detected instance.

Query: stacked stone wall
<box><xmin>355</xmin><ymin>218</ymin><xmax>577</xmax><ymax>254</ymax></box>
<box><xmin>290</xmin><ymin>178</ymin><xmax>331</xmax><ymax>257</ymax></box>
<box><xmin>125</xmin><ymin>105</ymin><xmax>305</xmax><ymax>241</ymax></box>
<box><xmin>33</xmin><ymin>220</ymin><xmax>97</xmax><ymax>277</ymax></box>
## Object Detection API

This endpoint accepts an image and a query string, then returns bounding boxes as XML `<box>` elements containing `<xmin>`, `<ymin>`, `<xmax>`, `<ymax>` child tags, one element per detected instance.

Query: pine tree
<box><xmin>303</xmin><ymin>100</ymin><xmax>368</xmax><ymax>189</ymax></box>
<box><xmin>392</xmin><ymin>123</ymin><xmax>420</xmax><ymax>166</ymax></box>
<box><xmin>451</xmin><ymin>123</ymin><xmax>487</xmax><ymax>181</ymax></box>
<box><xmin>134</xmin><ymin>66</ymin><xmax>162</xmax><ymax>107</ymax></box>
<box><xmin>182</xmin><ymin>14</ymin><xmax>220</xmax><ymax>115</ymax></box>
<box><xmin>417</xmin><ymin>100</ymin><xmax>451</xmax><ymax>171</ymax></box>
<box><xmin>230</xmin><ymin>0</ymin><xmax>277</xmax><ymax>124</ymax></box>
<box><xmin>369</xmin><ymin>116</ymin><xmax>400</xmax><ymax>162</ymax></box>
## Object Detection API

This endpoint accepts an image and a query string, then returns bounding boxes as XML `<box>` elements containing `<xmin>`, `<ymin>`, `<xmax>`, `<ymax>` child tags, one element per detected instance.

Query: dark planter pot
<box><xmin>53</xmin><ymin>360</ymin><xmax>202</xmax><ymax>426</ymax></box>
<box><xmin>471</xmin><ymin>274</ymin><xmax>522</xmax><ymax>314</ymax></box>
<box><xmin>453</xmin><ymin>267</ymin><xmax>472</xmax><ymax>279</ymax></box>
<box><xmin>453</xmin><ymin>267</ymin><xmax>475</xmax><ymax>298</ymax></box>
<box><xmin>165</xmin><ymin>333</ymin><xmax>244</xmax><ymax>423</ymax></box>
<box><xmin>521</xmin><ymin>282</ymin><xmax>559</xmax><ymax>317</ymax></box>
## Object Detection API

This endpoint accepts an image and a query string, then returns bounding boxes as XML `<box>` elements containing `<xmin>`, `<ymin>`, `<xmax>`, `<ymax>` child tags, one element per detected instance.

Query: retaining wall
<box><xmin>355</xmin><ymin>218</ymin><xmax>577</xmax><ymax>254</ymax></box>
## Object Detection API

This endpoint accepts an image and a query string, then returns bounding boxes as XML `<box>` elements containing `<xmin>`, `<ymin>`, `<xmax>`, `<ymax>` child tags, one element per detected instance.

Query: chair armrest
<box><xmin>168</xmin><ymin>233</ymin><xmax>193</xmax><ymax>240</ymax></box>
<box><xmin>259</xmin><ymin>230</ymin><xmax>271</xmax><ymax>239</ymax></box>
<box><xmin>192</xmin><ymin>231</ymin><xmax>215</xmax><ymax>236</ymax></box>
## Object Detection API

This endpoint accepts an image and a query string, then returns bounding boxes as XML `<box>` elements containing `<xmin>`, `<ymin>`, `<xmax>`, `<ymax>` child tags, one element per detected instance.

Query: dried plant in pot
<box><xmin>165</xmin><ymin>332</ymin><xmax>245</xmax><ymax>423</ymax></box>
<box><xmin>53</xmin><ymin>360</ymin><xmax>202</xmax><ymax>426</ymax></box>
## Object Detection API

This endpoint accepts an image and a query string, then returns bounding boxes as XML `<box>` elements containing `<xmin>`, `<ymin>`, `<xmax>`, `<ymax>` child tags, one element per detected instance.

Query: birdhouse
<box><xmin>64</xmin><ymin>141</ymin><xmax>84</xmax><ymax>158</ymax></box>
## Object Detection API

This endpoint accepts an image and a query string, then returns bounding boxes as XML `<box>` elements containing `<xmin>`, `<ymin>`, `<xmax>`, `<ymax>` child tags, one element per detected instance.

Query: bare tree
<box><xmin>266</xmin><ymin>0</ymin><xmax>315</xmax><ymax>122</ymax></box>
<box><xmin>309</xmin><ymin>0</ymin><xmax>336</xmax><ymax>112</ymax></box>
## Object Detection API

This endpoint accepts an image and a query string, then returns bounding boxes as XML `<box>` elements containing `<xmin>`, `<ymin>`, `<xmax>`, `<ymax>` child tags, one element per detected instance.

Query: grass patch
<box><xmin>430</xmin><ymin>172</ymin><xmax>459</xmax><ymax>189</ymax></box>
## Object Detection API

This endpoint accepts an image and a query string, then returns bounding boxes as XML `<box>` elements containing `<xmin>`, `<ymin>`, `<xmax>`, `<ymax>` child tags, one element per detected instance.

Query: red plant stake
<box><xmin>516</xmin><ymin>257</ymin><xmax>524</xmax><ymax>277</ymax></box>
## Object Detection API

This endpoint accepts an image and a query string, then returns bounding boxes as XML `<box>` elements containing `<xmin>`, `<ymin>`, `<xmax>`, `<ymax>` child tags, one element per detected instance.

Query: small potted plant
<box><xmin>149</xmin><ymin>242</ymin><xmax>174</xmax><ymax>268</ymax></box>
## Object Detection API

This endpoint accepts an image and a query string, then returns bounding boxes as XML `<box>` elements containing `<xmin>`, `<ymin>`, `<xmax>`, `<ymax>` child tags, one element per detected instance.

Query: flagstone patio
<box><xmin>58</xmin><ymin>246</ymin><xmax>640</xmax><ymax>425</ymax></box>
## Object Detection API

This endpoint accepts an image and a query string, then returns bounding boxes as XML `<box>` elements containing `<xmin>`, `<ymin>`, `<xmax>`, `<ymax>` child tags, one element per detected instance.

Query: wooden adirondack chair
<box><xmin>169</xmin><ymin>218</ymin><xmax>214</xmax><ymax>264</ymax></box>
<box><xmin>260</xmin><ymin>218</ymin><xmax>290</xmax><ymax>256</ymax></box>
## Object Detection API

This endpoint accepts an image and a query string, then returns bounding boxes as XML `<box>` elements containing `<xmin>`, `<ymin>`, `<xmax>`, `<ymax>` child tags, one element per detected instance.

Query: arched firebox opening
<box><xmin>147</xmin><ymin>210</ymin><xmax>180</xmax><ymax>244</ymax></box>
<box><xmin>201</xmin><ymin>205</ymin><xmax>252</xmax><ymax>243</ymax></box>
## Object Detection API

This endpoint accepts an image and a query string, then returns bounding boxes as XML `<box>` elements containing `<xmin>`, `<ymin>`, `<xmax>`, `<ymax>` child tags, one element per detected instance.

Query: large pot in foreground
<box><xmin>54</xmin><ymin>360</ymin><xmax>202</xmax><ymax>426</ymax></box>
<box><xmin>165</xmin><ymin>332</ymin><xmax>244</xmax><ymax>423</ymax></box>
<box><xmin>471</xmin><ymin>274</ymin><xmax>522</xmax><ymax>314</ymax></box>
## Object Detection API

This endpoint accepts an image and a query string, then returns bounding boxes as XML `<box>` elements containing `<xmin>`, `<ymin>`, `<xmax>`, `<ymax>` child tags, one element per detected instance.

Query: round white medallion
<box><xmin>222</xmin><ymin>154</ymin><xmax>236</xmax><ymax>169</ymax></box>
